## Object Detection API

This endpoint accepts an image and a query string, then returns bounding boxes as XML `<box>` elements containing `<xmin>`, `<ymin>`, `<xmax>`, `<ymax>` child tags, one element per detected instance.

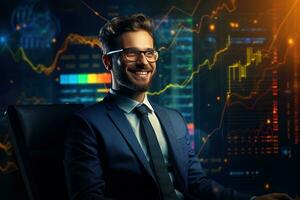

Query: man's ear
<box><xmin>102</xmin><ymin>54</ymin><xmax>112</xmax><ymax>71</ymax></box>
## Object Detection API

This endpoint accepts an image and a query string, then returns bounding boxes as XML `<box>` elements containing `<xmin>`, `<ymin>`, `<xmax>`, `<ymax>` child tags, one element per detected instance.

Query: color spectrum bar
<box><xmin>60</xmin><ymin>73</ymin><xmax>111</xmax><ymax>85</ymax></box>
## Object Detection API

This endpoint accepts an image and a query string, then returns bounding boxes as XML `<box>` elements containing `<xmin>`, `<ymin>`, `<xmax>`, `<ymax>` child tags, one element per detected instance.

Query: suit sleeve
<box><xmin>175</xmin><ymin>111</ymin><xmax>253</xmax><ymax>200</ymax></box>
<box><xmin>63</xmin><ymin>114</ymin><xmax>113</xmax><ymax>200</ymax></box>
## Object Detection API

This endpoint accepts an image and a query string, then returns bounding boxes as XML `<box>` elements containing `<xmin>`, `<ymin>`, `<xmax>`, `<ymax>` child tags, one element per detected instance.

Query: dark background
<box><xmin>0</xmin><ymin>0</ymin><xmax>299</xmax><ymax>199</ymax></box>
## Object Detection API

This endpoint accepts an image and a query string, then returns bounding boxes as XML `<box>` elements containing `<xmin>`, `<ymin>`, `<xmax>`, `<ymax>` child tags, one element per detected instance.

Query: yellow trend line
<box><xmin>5</xmin><ymin>1</ymin><xmax>236</xmax><ymax>78</ymax></box>
<box><xmin>148</xmin><ymin>35</ymin><xmax>231</xmax><ymax>96</ymax></box>
<box><xmin>268</xmin><ymin>0</ymin><xmax>299</xmax><ymax>51</ymax></box>
<box><xmin>5</xmin><ymin>33</ymin><xmax>101</xmax><ymax>76</ymax></box>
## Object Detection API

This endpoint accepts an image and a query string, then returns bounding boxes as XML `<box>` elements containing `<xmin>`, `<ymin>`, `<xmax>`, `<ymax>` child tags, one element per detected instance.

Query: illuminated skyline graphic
<box><xmin>0</xmin><ymin>0</ymin><xmax>298</xmax><ymax>154</ymax></box>
<box><xmin>0</xmin><ymin>0</ymin><xmax>299</xmax><ymax>196</ymax></box>
<box><xmin>2</xmin><ymin>0</ymin><xmax>296</xmax><ymax>101</ymax></box>
<box><xmin>0</xmin><ymin>0</ymin><xmax>298</xmax><ymax>147</ymax></box>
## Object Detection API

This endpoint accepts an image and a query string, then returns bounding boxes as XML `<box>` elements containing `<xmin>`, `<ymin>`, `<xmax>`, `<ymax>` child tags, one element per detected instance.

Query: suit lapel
<box><xmin>151</xmin><ymin>103</ymin><xmax>188</xmax><ymax>189</ymax></box>
<box><xmin>104</xmin><ymin>95</ymin><xmax>157</xmax><ymax>182</ymax></box>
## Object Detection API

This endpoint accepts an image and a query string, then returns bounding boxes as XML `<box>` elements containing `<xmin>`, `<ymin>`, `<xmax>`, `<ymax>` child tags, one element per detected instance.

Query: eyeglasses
<box><xmin>106</xmin><ymin>48</ymin><xmax>159</xmax><ymax>63</ymax></box>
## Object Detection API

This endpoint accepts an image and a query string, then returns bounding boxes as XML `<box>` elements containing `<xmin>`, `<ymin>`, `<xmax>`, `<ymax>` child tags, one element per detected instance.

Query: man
<box><xmin>64</xmin><ymin>13</ymin><xmax>294</xmax><ymax>200</ymax></box>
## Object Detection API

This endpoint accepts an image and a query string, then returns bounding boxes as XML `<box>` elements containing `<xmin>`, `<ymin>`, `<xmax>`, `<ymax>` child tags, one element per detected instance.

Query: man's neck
<box><xmin>111</xmin><ymin>87</ymin><xmax>146</xmax><ymax>103</ymax></box>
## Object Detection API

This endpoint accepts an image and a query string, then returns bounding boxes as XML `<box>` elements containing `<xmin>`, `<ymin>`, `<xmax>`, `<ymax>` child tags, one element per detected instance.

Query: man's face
<box><xmin>110</xmin><ymin>30</ymin><xmax>156</xmax><ymax>92</ymax></box>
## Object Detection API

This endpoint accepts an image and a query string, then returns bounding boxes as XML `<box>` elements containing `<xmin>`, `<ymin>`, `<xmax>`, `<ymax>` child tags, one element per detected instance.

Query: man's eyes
<box><xmin>125</xmin><ymin>49</ymin><xmax>138</xmax><ymax>54</ymax></box>
<box><xmin>125</xmin><ymin>52</ymin><xmax>137</xmax><ymax>57</ymax></box>
<box><xmin>125</xmin><ymin>50</ymin><xmax>155</xmax><ymax>55</ymax></box>
<box><xmin>145</xmin><ymin>50</ymin><xmax>155</xmax><ymax>54</ymax></box>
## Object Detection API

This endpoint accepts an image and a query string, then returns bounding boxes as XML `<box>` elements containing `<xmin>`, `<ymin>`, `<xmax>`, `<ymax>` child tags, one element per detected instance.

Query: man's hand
<box><xmin>256</xmin><ymin>193</ymin><xmax>294</xmax><ymax>200</ymax></box>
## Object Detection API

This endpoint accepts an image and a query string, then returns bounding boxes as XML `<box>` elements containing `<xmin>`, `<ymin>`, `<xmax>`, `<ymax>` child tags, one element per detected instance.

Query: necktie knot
<box><xmin>135</xmin><ymin>104</ymin><xmax>149</xmax><ymax>117</ymax></box>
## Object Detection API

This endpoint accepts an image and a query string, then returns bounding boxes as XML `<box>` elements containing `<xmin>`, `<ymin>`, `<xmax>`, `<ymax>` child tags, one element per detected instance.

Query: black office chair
<box><xmin>7</xmin><ymin>104</ymin><xmax>84</xmax><ymax>200</ymax></box>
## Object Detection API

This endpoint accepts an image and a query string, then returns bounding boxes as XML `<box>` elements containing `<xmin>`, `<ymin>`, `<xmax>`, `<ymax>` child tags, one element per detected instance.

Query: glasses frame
<box><xmin>106</xmin><ymin>48</ymin><xmax>159</xmax><ymax>63</ymax></box>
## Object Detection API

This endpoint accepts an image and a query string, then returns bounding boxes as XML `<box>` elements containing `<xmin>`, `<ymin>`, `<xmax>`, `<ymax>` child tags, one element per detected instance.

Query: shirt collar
<box><xmin>109</xmin><ymin>89</ymin><xmax>154</xmax><ymax>114</ymax></box>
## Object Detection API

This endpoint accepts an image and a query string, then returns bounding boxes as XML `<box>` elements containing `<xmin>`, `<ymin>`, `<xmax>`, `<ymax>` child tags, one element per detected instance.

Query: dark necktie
<box><xmin>135</xmin><ymin>104</ymin><xmax>179</xmax><ymax>200</ymax></box>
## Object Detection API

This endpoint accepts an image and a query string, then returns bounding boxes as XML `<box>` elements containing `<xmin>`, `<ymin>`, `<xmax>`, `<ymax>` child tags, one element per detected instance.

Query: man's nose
<box><xmin>136</xmin><ymin>53</ymin><xmax>148</xmax><ymax>65</ymax></box>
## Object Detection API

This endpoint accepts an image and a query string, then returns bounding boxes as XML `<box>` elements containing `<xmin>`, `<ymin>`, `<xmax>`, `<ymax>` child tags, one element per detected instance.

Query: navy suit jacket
<box><xmin>64</xmin><ymin>95</ymin><xmax>252</xmax><ymax>200</ymax></box>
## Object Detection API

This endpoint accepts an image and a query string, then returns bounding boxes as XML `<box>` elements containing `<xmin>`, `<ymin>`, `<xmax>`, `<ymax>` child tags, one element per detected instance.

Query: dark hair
<box><xmin>98</xmin><ymin>13</ymin><xmax>155</xmax><ymax>54</ymax></box>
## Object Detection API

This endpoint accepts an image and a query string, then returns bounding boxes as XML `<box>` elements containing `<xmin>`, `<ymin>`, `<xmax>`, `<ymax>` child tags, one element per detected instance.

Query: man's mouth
<box><xmin>135</xmin><ymin>71</ymin><xmax>148</xmax><ymax>78</ymax></box>
<box><xmin>129</xmin><ymin>70</ymin><xmax>151</xmax><ymax>79</ymax></box>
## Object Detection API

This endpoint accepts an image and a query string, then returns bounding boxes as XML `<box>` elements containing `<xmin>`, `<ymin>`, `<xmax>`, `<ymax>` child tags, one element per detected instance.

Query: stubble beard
<box><xmin>113</xmin><ymin>63</ymin><xmax>156</xmax><ymax>93</ymax></box>
<box><xmin>118</xmin><ymin>69</ymin><xmax>155</xmax><ymax>92</ymax></box>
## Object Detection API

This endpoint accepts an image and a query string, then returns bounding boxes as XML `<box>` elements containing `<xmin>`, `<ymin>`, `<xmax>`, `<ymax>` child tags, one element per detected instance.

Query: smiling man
<box><xmin>64</xmin><ymin>13</ymin><xmax>295</xmax><ymax>200</ymax></box>
<box><xmin>103</xmin><ymin>28</ymin><xmax>157</xmax><ymax>101</ymax></box>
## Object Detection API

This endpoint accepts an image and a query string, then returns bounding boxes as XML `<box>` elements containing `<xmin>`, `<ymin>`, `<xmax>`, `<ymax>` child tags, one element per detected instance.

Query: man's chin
<box><xmin>131</xmin><ymin>84</ymin><xmax>150</xmax><ymax>92</ymax></box>
<box><xmin>126</xmin><ymin>79</ymin><xmax>151</xmax><ymax>91</ymax></box>
<box><xmin>126</xmin><ymin>82</ymin><xmax>150</xmax><ymax>92</ymax></box>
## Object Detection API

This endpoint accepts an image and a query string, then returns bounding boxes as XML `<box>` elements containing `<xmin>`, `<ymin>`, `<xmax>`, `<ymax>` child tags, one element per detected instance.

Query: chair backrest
<box><xmin>7</xmin><ymin>104</ymin><xmax>84</xmax><ymax>200</ymax></box>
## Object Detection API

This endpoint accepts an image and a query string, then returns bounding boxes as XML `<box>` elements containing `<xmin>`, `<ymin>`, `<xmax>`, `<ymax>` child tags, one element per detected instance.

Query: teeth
<box><xmin>135</xmin><ymin>71</ymin><xmax>148</xmax><ymax>75</ymax></box>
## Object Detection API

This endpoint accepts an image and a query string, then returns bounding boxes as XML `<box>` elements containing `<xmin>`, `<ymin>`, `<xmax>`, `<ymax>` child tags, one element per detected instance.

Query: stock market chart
<box><xmin>0</xmin><ymin>0</ymin><xmax>299</xmax><ymax>199</ymax></box>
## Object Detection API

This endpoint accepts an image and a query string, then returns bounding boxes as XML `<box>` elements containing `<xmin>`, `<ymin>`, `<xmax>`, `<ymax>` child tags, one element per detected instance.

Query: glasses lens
<box><xmin>145</xmin><ymin>50</ymin><xmax>158</xmax><ymax>62</ymax></box>
<box><xmin>123</xmin><ymin>49</ymin><xmax>139</xmax><ymax>62</ymax></box>
<box><xmin>122</xmin><ymin>48</ymin><xmax>158</xmax><ymax>62</ymax></box>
